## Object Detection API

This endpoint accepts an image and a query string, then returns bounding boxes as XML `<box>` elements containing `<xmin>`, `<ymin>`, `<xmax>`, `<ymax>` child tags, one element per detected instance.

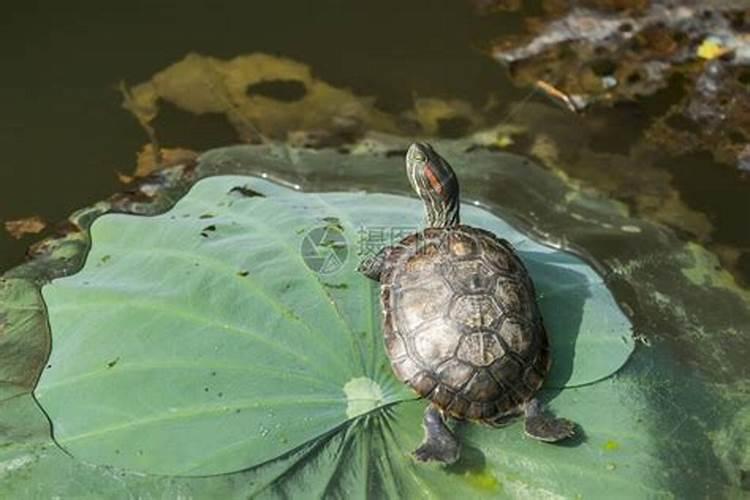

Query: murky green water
<box><xmin>0</xmin><ymin>1</ymin><xmax>520</xmax><ymax>264</ymax></box>
<box><xmin>1</xmin><ymin>1</ymin><xmax>748</xmax><ymax>289</ymax></box>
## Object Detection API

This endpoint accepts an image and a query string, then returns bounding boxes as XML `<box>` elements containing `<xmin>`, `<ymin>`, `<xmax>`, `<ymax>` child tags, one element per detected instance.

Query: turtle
<box><xmin>358</xmin><ymin>142</ymin><xmax>576</xmax><ymax>464</ymax></box>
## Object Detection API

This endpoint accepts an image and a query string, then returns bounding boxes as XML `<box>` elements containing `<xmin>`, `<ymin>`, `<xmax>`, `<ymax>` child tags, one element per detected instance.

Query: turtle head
<box><xmin>406</xmin><ymin>142</ymin><xmax>460</xmax><ymax>228</ymax></box>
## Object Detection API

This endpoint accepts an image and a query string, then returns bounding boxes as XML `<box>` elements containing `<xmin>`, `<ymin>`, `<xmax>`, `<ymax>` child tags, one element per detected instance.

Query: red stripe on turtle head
<box><xmin>423</xmin><ymin>164</ymin><xmax>444</xmax><ymax>195</ymax></box>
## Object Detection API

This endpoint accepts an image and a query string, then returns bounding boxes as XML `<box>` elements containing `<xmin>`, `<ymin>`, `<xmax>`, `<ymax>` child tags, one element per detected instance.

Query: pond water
<box><xmin>0</xmin><ymin>0</ymin><xmax>518</xmax><ymax>266</ymax></box>
<box><xmin>0</xmin><ymin>0</ymin><xmax>750</xmax><ymax>285</ymax></box>
<box><xmin>3</xmin><ymin>1</ymin><xmax>747</xmax><ymax>287</ymax></box>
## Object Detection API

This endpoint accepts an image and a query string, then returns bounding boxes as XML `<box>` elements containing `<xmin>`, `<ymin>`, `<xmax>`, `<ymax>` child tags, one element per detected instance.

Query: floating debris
<box><xmin>490</xmin><ymin>2</ymin><xmax>750</xmax><ymax>175</ymax></box>
<box><xmin>697</xmin><ymin>37</ymin><xmax>733</xmax><ymax>60</ymax></box>
<box><xmin>4</xmin><ymin>216</ymin><xmax>47</xmax><ymax>240</ymax></box>
<box><xmin>124</xmin><ymin>53</ymin><xmax>488</xmax><ymax>152</ymax></box>
<box><xmin>132</xmin><ymin>145</ymin><xmax>198</xmax><ymax>179</ymax></box>
<box><xmin>535</xmin><ymin>80</ymin><xmax>586</xmax><ymax>113</ymax></box>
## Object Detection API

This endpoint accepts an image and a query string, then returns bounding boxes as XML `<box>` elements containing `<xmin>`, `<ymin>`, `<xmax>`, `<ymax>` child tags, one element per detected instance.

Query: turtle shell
<box><xmin>380</xmin><ymin>225</ymin><xmax>550</xmax><ymax>422</ymax></box>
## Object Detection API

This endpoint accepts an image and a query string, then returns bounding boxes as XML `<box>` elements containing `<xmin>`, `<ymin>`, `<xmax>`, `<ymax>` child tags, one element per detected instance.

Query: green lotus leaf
<box><xmin>0</xmin><ymin>379</ymin><xmax>669</xmax><ymax>499</ymax></box>
<box><xmin>34</xmin><ymin>174</ymin><xmax>633</xmax><ymax>476</ymax></box>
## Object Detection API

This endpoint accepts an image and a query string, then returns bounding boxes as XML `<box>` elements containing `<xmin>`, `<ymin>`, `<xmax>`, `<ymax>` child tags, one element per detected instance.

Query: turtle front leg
<box><xmin>413</xmin><ymin>404</ymin><xmax>460</xmax><ymax>464</ymax></box>
<box><xmin>523</xmin><ymin>398</ymin><xmax>576</xmax><ymax>442</ymax></box>
<box><xmin>357</xmin><ymin>246</ymin><xmax>390</xmax><ymax>281</ymax></box>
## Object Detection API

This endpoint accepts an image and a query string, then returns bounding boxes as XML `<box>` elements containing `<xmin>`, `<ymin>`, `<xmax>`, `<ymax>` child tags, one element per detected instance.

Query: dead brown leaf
<box><xmin>127</xmin><ymin>53</ymin><xmax>400</xmax><ymax>142</ymax></box>
<box><xmin>124</xmin><ymin>52</ymin><xmax>486</xmax><ymax>147</ymax></box>
<box><xmin>4</xmin><ymin>216</ymin><xmax>47</xmax><ymax>239</ymax></box>
<box><xmin>133</xmin><ymin>145</ymin><xmax>199</xmax><ymax>178</ymax></box>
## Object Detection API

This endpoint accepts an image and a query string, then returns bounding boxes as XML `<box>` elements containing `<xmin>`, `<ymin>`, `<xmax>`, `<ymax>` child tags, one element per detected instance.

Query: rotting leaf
<box><xmin>4</xmin><ymin>216</ymin><xmax>47</xmax><ymax>240</ymax></box>
<box><xmin>490</xmin><ymin>3</ymin><xmax>750</xmax><ymax>168</ymax></box>
<box><xmin>126</xmin><ymin>53</ymin><xmax>395</xmax><ymax>143</ymax></box>
<box><xmin>124</xmin><ymin>53</ymin><xmax>487</xmax><ymax>146</ymax></box>
<box><xmin>133</xmin><ymin>144</ymin><xmax>199</xmax><ymax>178</ymax></box>
<box><xmin>503</xmin><ymin>104</ymin><xmax>714</xmax><ymax>243</ymax></box>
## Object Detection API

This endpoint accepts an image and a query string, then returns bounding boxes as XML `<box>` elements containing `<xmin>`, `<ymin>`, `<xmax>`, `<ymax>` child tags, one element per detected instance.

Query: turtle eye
<box><xmin>413</xmin><ymin>151</ymin><xmax>426</xmax><ymax>162</ymax></box>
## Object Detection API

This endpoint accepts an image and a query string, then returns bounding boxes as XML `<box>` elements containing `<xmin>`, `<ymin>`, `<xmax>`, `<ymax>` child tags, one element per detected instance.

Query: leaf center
<box><xmin>343</xmin><ymin>377</ymin><xmax>385</xmax><ymax>418</ymax></box>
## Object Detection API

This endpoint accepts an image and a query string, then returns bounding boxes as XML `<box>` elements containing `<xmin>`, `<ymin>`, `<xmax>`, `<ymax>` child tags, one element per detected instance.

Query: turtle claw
<box><xmin>523</xmin><ymin>398</ymin><xmax>576</xmax><ymax>442</ymax></box>
<box><xmin>524</xmin><ymin>416</ymin><xmax>576</xmax><ymax>442</ymax></box>
<box><xmin>413</xmin><ymin>440</ymin><xmax>459</xmax><ymax>465</ymax></box>
<box><xmin>413</xmin><ymin>404</ymin><xmax>460</xmax><ymax>465</ymax></box>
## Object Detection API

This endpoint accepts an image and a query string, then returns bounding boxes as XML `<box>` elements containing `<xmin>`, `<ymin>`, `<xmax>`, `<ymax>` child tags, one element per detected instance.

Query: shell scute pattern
<box><xmin>449</xmin><ymin>295</ymin><xmax>502</xmax><ymax>329</ymax></box>
<box><xmin>395</xmin><ymin>278</ymin><xmax>453</xmax><ymax>333</ymax></box>
<box><xmin>437</xmin><ymin>358</ymin><xmax>475</xmax><ymax>390</ymax></box>
<box><xmin>383</xmin><ymin>225</ymin><xmax>549</xmax><ymax>421</ymax></box>
<box><xmin>494</xmin><ymin>277</ymin><xmax>537</xmax><ymax>324</ymax></box>
<box><xmin>391</xmin><ymin>354</ymin><xmax>421</xmax><ymax>382</ymax></box>
<box><xmin>497</xmin><ymin>318</ymin><xmax>537</xmax><ymax>360</ymax></box>
<box><xmin>447</xmin><ymin>394</ymin><xmax>470</xmax><ymax>415</ymax></box>
<box><xmin>441</xmin><ymin>260</ymin><xmax>497</xmax><ymax>294</ymax></box>
<box><xmin>413</xmin><ymin>321</ymin><xmax>461</xmax><ymax>369</ymax></box>
<box><xmin>488</xmin><ymin>355</ymin><xmax>523</xmax><ymax>385</ymax></box>
<box><xmin>410</xmin><ymin>372</ymin><xmax>438</xmax><ymax>396</ymax></box>
<box><xmin>456</xmin><ymin>331</ymin><xmax>505</xmax><ymax>366</ymax></box>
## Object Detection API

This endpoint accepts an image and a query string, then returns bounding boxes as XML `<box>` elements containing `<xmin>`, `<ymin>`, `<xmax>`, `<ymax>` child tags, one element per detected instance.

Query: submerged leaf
<box><xmin>125</xmin><ymin>53</ymin><xmax>486</xmax><ymax>148</ymax></box>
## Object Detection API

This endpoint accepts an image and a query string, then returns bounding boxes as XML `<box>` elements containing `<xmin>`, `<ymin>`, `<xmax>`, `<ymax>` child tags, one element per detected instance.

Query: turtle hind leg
<box><xmin>413</xmin><ymin>404</ymin><xmax>460</xmax><ymax>464</ymax></box>
<box><xmin>523</xmin><ymin>398</ymin><xmax>576</xmax><ymax>442</ymax></box>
